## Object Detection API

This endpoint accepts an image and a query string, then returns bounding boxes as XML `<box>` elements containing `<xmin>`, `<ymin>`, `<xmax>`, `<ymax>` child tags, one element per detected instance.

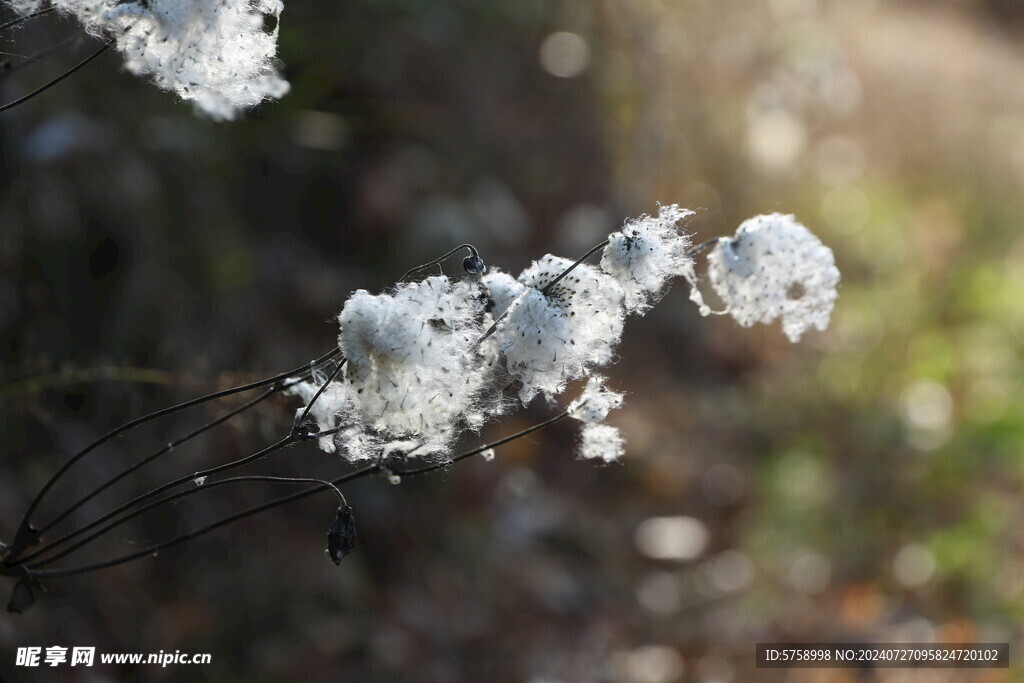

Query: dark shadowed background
<box><xmin>2</xmin><ymin>0</ymin><xmax>1024</xmax><ymax>681</ymax></box>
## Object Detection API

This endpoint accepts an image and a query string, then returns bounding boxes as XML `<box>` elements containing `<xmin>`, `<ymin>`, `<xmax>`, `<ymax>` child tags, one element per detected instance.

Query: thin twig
<box><xmin>10</xmin><ymin>347</ymin><xmax>340</xmax><ymax>556</ymax></box>
<box><xmin>27</xmin><ymin>411</ymin><xmax>573</xmax><ymax>578</ymax></box>
<box><xmin>27</xmin><ymin>475</ymin><xmax>347</xmax><ymax>570</ymax></box>
<box><xmin>538</xmin><ymin>240</ymin><xmax>610</xmax><ymax>296</ymax></box>
<box><xmin>293</xmin><ymin>359</ymin><xmax>346</xmax><ymax>432</ymax></box>
<box><xmin>0</xmin><ymin>42</ymin><xmax>109</xmax><ymax>114</ymax></box>
<box><xmin>9</xmin><ymin>435</ymin><xmax>299</xmax><ymax>571</ymax></box>
<box><xmin>395</xmin><ymin>410</ymin><xmax>570</xmax><ymax>476</ymax></box>
<box><xmin>37</xmin><ymin>375</ymin><xmax>311</xmax><ymax>537</ymax></box>
<box><xmin>1</xmin><ymin>33</ymin><xmax>88</xmax><ymax>77</ymax></box>
<box><xmin>0</xmin><ymin>365</ymin><xmax>176</xmax><ymax>397</ymax></box>
<box><xmin>476</xmin><ymin>240</ymin><xmax>610</xmax><ymax>346</ymax></box>
<box><xmin>686</xmin><ymin>236</ymin><xmax>722</xmax><ymax>256</ymax></box>
<box><xmin>399</xmin><ymin>244</ymin><xmax>480</xmax><ymax>282</ymax></box>
<box><xmin>0</xmin><ymin>6</ymin><xmax>56</xmax><ymax>33</ymax></box>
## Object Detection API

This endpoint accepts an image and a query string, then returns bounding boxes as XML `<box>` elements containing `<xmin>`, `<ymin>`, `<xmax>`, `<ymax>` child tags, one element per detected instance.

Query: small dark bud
<box><xmin>327</xmin><ymin>506</ymin><xmax>357</xmax><ymax>566</ymax></box>
<box><xmin>463</xmin><ymin>255</ymin><xmax>486</xmax><ymax>276</ymax></box>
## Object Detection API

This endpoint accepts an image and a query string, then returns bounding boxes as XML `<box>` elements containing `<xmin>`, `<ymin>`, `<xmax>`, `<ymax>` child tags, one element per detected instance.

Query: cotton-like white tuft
<box><xmin>579</xmin><ymin>423</ymin><xmax>625</xmax><ymax>463</ymax></box>
<box><xmin>600</xmin><ymin>204</ymin><xmax>695</xmax><ymax>315</ymax></box>
<box><xmin>6</xmin><ymin>0</ymin><xmax>289</xmax><ymax>120</ymax></box>
<box><xmin>568</xmin><ymin>375</ymin><xmax>624</xmax><ymax>423</ymax></box>
<box><xmin>288</xmin><ymin>206</ymin><xmax>839</xmax><ymax>467</ymax></box>
<box><xmin>707</xmin><ymin>213</ymin><xmax>840</xmax><ymax>342</ymax></box>
<box><xmin>495</xmin><ymin>255</ymin><xmax>625</xmax><ymax>404</ymax></box>
<box><xmin>481</xmin><ymin>269</ymin><xmax>526</xmax><ymax>318</ymax></box>
<box><xmin>332</xmin><ymin>275</ymin><xmax>489</xmax><ymax>460</ymax></box>
<box><xmin>333</xmin><ymin>427</ymin><xmax>382</xmax><ymax>462</ymax></box>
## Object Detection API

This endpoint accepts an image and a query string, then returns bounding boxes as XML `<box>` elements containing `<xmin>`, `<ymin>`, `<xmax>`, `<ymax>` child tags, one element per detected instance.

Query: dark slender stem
<box><xmin>2</xmin><ymin>33</ymin><xmax>86</xmax><ymax>77</ymax></box>
<box><xmin>0</xmin><ymin>42</ymin><xmax>109</xmax><ymax>113</ymax></box>
<box><xmin>27</xmin><ymin>474</ymin><xmax>346</xmax><ymax>570</ymax></box>
<box><xmin>477</xmin><ymin>240</ymin><xmax>610</xmax><ymax>346</ymax></box>
<box><xmin>28</xmin><ymin>411</ymin><xmax>572</xmax><ymax>579</ymax></box>
<box><xmin>294</xmin><ymin>359</ymin><xmax>346</xmax><ymax>431</ymax></box>
<box><xmin>0</xmin><ymin>6</ymin><xmax>56</xmax><ymax>32</ymax></box>
<box><xmin>539</xmin><ymin>240</ymin><xmax>610</xmax><ymax>296</ymax></box>
<box><xmin>686</xmin><ymin>237</ymin><xmax>722</xmax><ymax>257</ymax></box>
<box><xmin>24</xmin><ymin>436</ymin><xmax>299</xmax><ymax>569</ymax></box>
<box><xmin>11</xmin><ymin>435</ymin><xmax>299</xmax><ymax>568</ymax></box>
<box><xmin>11</xmin><ymin>347</ymin><xmax>339</xmax><ymax>556</ymax></box>
<box><xmin>400</xmin><ymin>244</ymin><xmax>480</xmax><ymax>282</ymax></box>
<box><xmin>38</xmin><ymin>374</ymin><xmax>311</xmax><ymax>537</ymax></box>
<box><xmin>395</xmin><ymin>410</ymin><xmax>571</xmax><ymax>476</ymax></box>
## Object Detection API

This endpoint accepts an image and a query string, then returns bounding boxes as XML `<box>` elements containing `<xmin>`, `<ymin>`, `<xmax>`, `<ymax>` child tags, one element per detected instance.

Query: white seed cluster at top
<box><xmin>5</xmin><ymin>0</ymin><xmax>289</xmax><ymax>119</ymax></box>
<box><xmin>600</xmin><ymin>204</ymin><xmax>696</xmax><ymax>315</ymax></box>
<box><xmin>290</xmin><ymin>207</ymin><xmax>840</xmax><ymax>465</ymax></box>
<box><xmin>707</xmin><ymin>213</ymin><xmax>841</xmax><ymax>342</ymax></box>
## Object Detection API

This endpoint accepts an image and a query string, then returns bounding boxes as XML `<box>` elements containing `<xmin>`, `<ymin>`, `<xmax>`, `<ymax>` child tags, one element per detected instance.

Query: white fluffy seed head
<box><xmin>601</xmin><ymin>204</ymin><xmax>695</xmax><ymax>315</ymax></box>
<box><xmin>707</xmin><ymin>213</ymin><xmax>840</xmax><ymax>342</ymax></box>
<box><xmin>579</xmin><ymin>423</ymin><xmax>625</xmax><ymax>463</ymax></box>
<box><xmin>9</xmin><ymin>0</ymin><xmax>289</xmax><ymax>120</ymax></box>
<box><xmin>328</xmin><ymin>276</ymin><xmax>490</xmax><ymax>460</ymax></box>
<box><xmin>289</xmin><ymin>206</ymin><xmax>839</xmax><ymax>466</ymax></box>
<box><xmin>481</xmin><ymin>269</ymin><xmax>526</xmax><ymax>318</ymax></box>
<box><xmin>495</xmin><ymin>255</ymin><xmax>626</xmax><ymax>404</ymax></box>
<box><xmin>568</xmin><ymin>375</ymin><xmax>624</xmax><ymax>423</ymax></box>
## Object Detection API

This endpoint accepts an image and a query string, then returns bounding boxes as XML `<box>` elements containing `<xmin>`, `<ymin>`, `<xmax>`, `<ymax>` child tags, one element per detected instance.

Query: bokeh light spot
<box><xmin>539</xmin><ymin>31</ymin><xmax>590</xmax><ymax>78</ymax></box>
<box><xmin>636</xmin><ymin>516</ymin><xmax>709</xmax><ymax>561</ymax></box>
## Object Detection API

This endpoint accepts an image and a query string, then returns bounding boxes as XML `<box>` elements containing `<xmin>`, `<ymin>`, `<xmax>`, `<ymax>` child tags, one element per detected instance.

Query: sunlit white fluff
<box><xmin>568</xmin><ymin>375</ymin><xmax>624</xmax><ymax>423</ymax></box>
<box><xmin>334</xmin><ymin>276</ymin><xmax>489</xmax><ymax>453</ymax></box>
<box><xmin>495</xmin><ymin>255</ymin><xmax>625</xmax><ymax>404</ymax></box>
<box><xmin>579</xmin><ymin>423</ymin><xmax>625</xmax><ymax>462</ymax></box>
<box><xmin>6</xmin><ymin>0</ymin><xmax>289</xmax><ymax>119</ymax></box>
<box><xmin>289</xmin><ymin>207</ymin><xmax>840</xmax><ymax>466</ymax></box>
<box><xmin>481</xmin><ymin>269</ymin><xmax>526</xmax><ymax>318</ymax></box>
<box><xmin>706</xmin><ymin>213</ymin><xmax>840</xmax><ymax>342</ymax></box>
<box><xmin>600</xmin><ymin>204</ymin><xmax>695</xmax><ymax>315</ymax></box>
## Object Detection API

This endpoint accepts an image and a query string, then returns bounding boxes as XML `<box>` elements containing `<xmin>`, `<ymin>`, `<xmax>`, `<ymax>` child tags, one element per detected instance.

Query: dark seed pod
<box><xmin>463</xmin><ymin>255</ymin><xmax>486</xmax><ymax>276</ymax></box>
<box><xmin>327</xmin><ymin>505</ymin><xmax>357</xmax><ymax>565</ymax></box>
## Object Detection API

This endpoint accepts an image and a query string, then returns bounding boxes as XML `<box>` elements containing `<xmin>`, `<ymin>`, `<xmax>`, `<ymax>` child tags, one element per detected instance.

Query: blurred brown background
<box><xmin>2</xmin><ymin>0</ymin><xmax>1024</xmax><ymax>681</ymax></box>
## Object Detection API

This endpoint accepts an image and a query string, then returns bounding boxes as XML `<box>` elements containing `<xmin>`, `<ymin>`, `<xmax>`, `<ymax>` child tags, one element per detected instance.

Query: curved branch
<box><xmin>399</xmin><ymin>244</ymin><xmax>481</xmax><ymax>282</ymax></box>
<box><xmin>0</xmin><ymin>42</ymin><xmax>109</xmax><ymax>114</ymax></box>
<box><xmin>0</xmin><ymin>6</ymin><xmax>57</xmax><ymax>33</ymax></box>
<box><xmin>27</xmin><ymin>411</ymin><xmax>573</xmax><ymax>578</ymax></box>
<box><xmin>10</xmin><ymin>347</ymin><xmax>339</xmax><ymax>556</ymax></box>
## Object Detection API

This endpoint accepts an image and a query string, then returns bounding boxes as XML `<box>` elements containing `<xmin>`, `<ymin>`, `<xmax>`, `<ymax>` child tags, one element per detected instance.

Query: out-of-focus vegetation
<box><xmin>2</xmin><ymin>0</ymin><xmax>1023</xmax><ymax>681</ymax></box>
